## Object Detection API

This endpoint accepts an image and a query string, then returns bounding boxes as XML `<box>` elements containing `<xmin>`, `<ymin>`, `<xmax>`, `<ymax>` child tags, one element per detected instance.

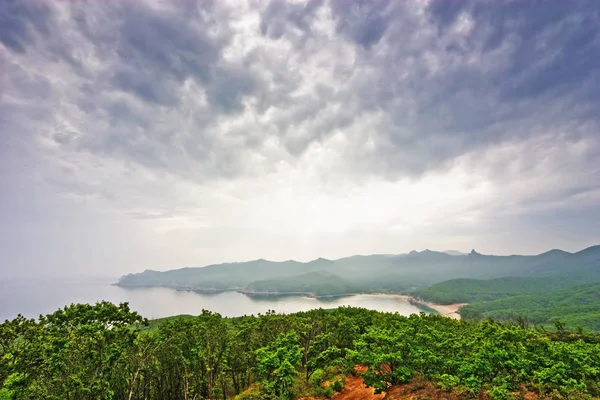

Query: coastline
<box><xmin>238</xmin><ymin>290</ymin><xmax>370</xmax><ymax>299</ymax></box>
<box><xmin>114</xmin><ymin>283</ymin><xmax>464</xmax><ymax>318</ymax></box>
<box><xmin>403</xmin><ymin>296</ymin><xmax>466</xmax><ymax>320</ymax></box>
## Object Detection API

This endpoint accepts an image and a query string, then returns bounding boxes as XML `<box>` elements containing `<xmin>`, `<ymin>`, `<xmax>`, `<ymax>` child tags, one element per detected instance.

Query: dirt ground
<box><xmin>300</xmin><ymin>366</ymin><xmax>542</xmax><ymax>400</ymax></box>
<box><xmin>331</xmin><ymin>365</ymin><xmax>386</xmax><ymax>400</ymax></box>
<box><xmin>383</xmin><ymin>378</ymin><xmax>463</xmax><ymax>399</ymax></box>
<box><xmin>299</xmin><ymin>366</ymin><xmax>385</xmax><ymax>400</ymax></box>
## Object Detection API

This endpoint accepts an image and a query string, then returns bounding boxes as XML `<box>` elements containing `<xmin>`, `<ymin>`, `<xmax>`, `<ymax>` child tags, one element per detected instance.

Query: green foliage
<box><xmin>322</xmin><ymin>386</ymin><xmax>335</xmax><ymax>398</ymax></box>
<box><xmin>244</xmin><ymin>272</ymin><xmax>359</xmax><ymax>297</ymax></box>
<box><xmin>312</xmin><ymin>385</ymin><xmax>334</xmax><ymax>398</ymax></box>
<box><xmin>254</xmin><ymin>332</ymin><xmax>302</xmax><ymax>399</ymax></box>
<box><xmin>461</xmin><ymin>282</ymin><xmax>600</xmax><ymax>331</ymax></box>
<box><xmin>488</xmin><ymin>385</ymin><xmax>518</xmax><ymax>400</ymax></box>
<box><xmin>331</xmin><ymin>376</ymin><xmax>345</xmax><ymax>392</ymax></box>
<box><xmin>437</xmin><ymin>374</ymin><xmax>460</xmax><ymax>391</ymax></box>
<box><xmin>310</xmin><ymin>368</ymin><xmax>324</xmax><ymax>386</ymax></box>
<box><xmin>413</xmin><ymin>276</ymin><xmax>583</xmax><ymax>305</ymax></box>
<box><xmin>0</xmin><ymin>373</ymin><xmax>23</xmax><ymax>400</ymax></box>
<box><xmin>234</xmin><ymin>384</ymin><xmax>269</xmax><ymax>400</ymax></box>
<box><xmin>0</xmin><ymin>302</ymin><xmax>145</xmax><ymax>400</ymax></box>
<box><xmin>349</xmin><ymin>324</ymin><xmax>417</xmax><ymax>392</ymax></box>
<box><xmin>2</xmin><ymin>304</ymin><xmax>600</xmax><ymax>399</ymax></box>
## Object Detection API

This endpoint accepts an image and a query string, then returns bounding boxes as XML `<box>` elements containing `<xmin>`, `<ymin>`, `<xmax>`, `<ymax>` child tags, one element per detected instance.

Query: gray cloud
<box><xmin>260</xmin><ymin>0</ymin><xmax>324</xmax><ymax>39</ymax></box>
<box><xmin>0</xmin><ymin>0</ymin><xmax>52</xmax><ymax>53</ymax></box>
<box><xmin>330</xmin><ymin>0</ymin><xmax>392</xmax><ymax>48</ymax></box>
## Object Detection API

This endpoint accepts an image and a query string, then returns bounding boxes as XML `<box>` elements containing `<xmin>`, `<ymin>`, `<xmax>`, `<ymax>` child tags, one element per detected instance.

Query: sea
<box><xmin>0</xmin><ymin>277</ymin><xmax>425</xmax><ymax>322</ymax></box>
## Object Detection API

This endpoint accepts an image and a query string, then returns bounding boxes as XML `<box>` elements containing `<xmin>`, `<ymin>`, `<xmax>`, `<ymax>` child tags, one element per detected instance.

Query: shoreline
<box><xmin>399</xmin><ymin>295</ymin><xmax>466</xmax><ymax>320</ymax></box>
<box><xmin>238</xmin><ymin>290</ymin><xmax>381</xmax><ymax>299</ymax></box>
<box><xmin>115</xmin><ymin>284</ymin><xmax>464</xmax><ymax>318</ymax></box>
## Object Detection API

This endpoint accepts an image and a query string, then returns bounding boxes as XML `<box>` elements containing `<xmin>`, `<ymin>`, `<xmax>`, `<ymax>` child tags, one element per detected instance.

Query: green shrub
<box><xmin>325</xmin><ymin>366</ymin><xmax>339</xmax><ymax>380</ymax></box>
<box><xmin>0</xmin><ymin>388</ymin><xmax>14</xmax><ymax>400</ymax></box>
<box><xmin>331</xmin><ymin>377</ymin><xmax>345</xmax><ymax>392</ymax></box>
<box><xmin>539</xmin><ymin>389</ymin><xmax>591</xmax><ymax>400</ymax></box>
<box><xmin>291</xmin><ymin>377</ymin><xmax>313</xmax><ymax>398</ymax></box>
<box><xmin>437</xmin><ymin>374</ymin><xmax>460</xmax><ymax>391</ymax></box>
<box><xmin>310</xmin><ymin>369</ymin><xmax>325</xmax><ymax>387</ymax></box>
<box><xmin>234</xmin><ymin>384</ymin><xmax>269</xmax><ymax>400</ymax></box>
<box><xmin>488</xmin><ymin>386</ymin><xmax>518</xmax><ymax>400</ymax></box>
<box><xmin>559</xmin><ymin>388</ymin><xmax>592</xmax><ymax>400</ymax></box>
<box><xmin>313</xmin><ymin>386</ymin><xmax>335</xmax><ymax>398</ymax></box>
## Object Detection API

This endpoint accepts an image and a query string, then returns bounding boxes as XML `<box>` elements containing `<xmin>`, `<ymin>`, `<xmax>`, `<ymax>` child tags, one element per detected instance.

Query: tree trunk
<box><xmin>128</xmin><ymin>367</ymin><xmax>141</xmax><ymax>400</ymax></box>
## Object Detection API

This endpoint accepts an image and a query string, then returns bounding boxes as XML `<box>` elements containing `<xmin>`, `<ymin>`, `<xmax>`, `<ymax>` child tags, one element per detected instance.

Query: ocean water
<box><xmin>0</xmin><ymin>277</ymin><xmax>425</xmax><ymax>321</ymax></box>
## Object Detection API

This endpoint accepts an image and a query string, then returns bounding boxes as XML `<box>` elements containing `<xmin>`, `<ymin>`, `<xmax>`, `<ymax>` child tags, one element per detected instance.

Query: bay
<box><xmin>0</xmin><ymin>277</ymin><xmax>425</xmax><ymax>321</ymax></box>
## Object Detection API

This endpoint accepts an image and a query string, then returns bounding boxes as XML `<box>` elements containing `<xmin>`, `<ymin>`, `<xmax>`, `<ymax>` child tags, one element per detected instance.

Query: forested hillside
<box><xmin>242</xmin><ymin>272</ymin><xmax>359</xmax><ymax>297</ymax></box>
<box><xmin>460</xmin><ymin>282</ymin><xmax>600</xmax><ymax>330</ymax></box>
<box><xmin>1</xmin><ymin>302</ymin><xmax>600</xmax><ymax>400</ymax></box>
<box><xmin>413</xmin><ymin>276</ymin><xmax>584</xmax><ymax>304</ymax></box>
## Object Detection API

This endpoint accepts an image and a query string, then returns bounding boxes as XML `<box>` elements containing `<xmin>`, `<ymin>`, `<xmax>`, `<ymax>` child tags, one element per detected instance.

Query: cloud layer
<box><xmin>1</xmin><ymin>0</ymin><xmax>599</xmax><ymax>276</ymax></box>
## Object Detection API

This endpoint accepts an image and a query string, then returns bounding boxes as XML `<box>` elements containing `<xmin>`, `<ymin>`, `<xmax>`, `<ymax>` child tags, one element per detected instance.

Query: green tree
<box><xmin>349</xmin><ymin>324</ymin><xmax>416</xmax><ymax>393</ymax></box>
<box><xmin>254</xmin><ymin>331</ymin><xmax>302</xmax><ymax>399</ymax></box>
<box><xmin>4</xmin><ymin>302</ymin><xmax>145</xmax><ymax>399</ymax></box>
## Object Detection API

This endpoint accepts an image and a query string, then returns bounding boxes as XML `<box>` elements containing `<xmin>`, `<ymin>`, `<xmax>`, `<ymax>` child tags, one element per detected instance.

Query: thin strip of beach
<box><xmin>395</xmin><ymin>295</ymin><xmax>466</xmax><ymax>320</ymax></box>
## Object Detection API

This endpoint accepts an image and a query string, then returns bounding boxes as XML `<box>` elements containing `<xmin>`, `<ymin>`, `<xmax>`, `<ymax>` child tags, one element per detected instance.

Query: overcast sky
<box><xmin>1</xmin><ymin>0</ymin><xmax>599</xmax><ymax>278</ymax></box>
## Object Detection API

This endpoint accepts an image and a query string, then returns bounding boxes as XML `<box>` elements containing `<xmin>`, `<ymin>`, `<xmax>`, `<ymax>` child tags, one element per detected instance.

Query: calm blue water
<box><xmin>0</xmin><ymin>277</ymin><xmax>425</xmax><ymax>321</ymax></box>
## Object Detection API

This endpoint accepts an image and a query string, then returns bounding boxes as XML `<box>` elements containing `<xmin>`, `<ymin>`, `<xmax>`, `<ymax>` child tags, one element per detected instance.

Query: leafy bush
<box><xmin>234</xmin><ymin>384</ymin><xmax>269</xmax><ymax>400</ymax></box>
<box><xmin>331</xmin><ymin>377</ymin><xmax>345</xmax><ymax>392</ymax></box>
<box><xmin>488</xmin><ymin>386</ymin><xmax>518</xmax><ymax>400</ymax></box>
<box><xmin>310</xmin><ymin>369</ymin><xmax>324</xmax><ymax>387</ymax></box>
<box><xmin>313</xmin><ymin>386</ymin><xmax>335</xmax><ymax>398</ymax></box>
<box><xmin>437</xmin><ymin>374</ymin><xmax>460</xmax><ymax>391</ymax></box>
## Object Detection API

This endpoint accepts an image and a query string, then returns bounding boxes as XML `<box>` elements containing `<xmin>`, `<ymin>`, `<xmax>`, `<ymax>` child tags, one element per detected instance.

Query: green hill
<box><xmin>460</xmin><ymin>282</ymin><xmax>600</xmax><ymax>330</ymax></box>
<box><xmin>242</xmin><ymin>271</ymin><xmax>359</xmax><ymax>297</ymax></box>
<box><xmin>413</xmin><ymin>276</ymin><xmax>585</xmax><ymax>304</ymax></box>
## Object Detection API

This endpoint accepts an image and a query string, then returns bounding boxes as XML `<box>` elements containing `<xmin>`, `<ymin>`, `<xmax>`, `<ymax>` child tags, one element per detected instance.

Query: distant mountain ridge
<box><xmin>444</xmin><ymin>250</ymin><xmax>467</xmax><ymax>256</ymax></box>
<box><xmin>117</xmin><ymin>245</ymin><xmax>600</xmax><ymax>297</ymax></box>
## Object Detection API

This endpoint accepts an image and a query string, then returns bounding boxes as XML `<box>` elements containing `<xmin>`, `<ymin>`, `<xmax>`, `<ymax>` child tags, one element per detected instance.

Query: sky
<box><xmin>1</xmin><ymin>0</ymin><xmax>599</xmax><ymax>278</ymax></box>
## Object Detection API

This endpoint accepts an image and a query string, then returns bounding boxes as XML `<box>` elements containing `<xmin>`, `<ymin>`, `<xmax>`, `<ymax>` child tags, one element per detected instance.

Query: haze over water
<box><xmin>0</xmin><ymin>277</ymin><xmax>424</xmax><ymax>322</ymax></box>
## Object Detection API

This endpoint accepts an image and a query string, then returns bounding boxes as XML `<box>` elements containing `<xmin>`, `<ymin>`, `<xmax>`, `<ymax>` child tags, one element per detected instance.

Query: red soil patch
<box><xmin>331</xmin><ymin>366</ymin><xmax>385</xmax><ymax>400</ymax></box>
<box><xmin>299</xmin><ymin>365</ymin><xmax>384</xmax><ymax>400</ymax></box>
<box><xmin>384</xmin><ymin>380</ymin><xmax>542</xmax><ymax>400</ymax></box>
<box><xmin>301</xmin><ymin>366</ymin><xmax>543</xmax><ymax>400</ymax></box>
<box><xmin>383</xmin><ymin>379</ymin><xmax>463</xmax><ymax>400</ymax></box>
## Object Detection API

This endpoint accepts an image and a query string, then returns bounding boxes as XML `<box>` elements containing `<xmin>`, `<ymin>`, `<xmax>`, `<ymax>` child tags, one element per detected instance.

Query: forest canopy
<box><xmin>1</xmin><ymin>302</ymin><xmax>600</xmax><ymax>400</ymax></box>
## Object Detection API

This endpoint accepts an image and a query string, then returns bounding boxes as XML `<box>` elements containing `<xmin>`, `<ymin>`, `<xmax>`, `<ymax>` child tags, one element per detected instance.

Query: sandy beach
<box><xmin>395</xmin><ymin>295</ymin><xmax>466</xmax><ymax>320</ymax></box>
<box><xmin>421</xmin><ymin>301</ymin><xmax>467</xmax><ymax>320</ymax></box>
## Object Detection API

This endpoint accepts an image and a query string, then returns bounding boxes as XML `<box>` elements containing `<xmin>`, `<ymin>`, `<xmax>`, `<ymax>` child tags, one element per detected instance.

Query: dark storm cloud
<box><xmin>2</xmin><ymin>0</ymin><xmax>600</xmax><ymax>184</ymax></box>
<box><xmin>0</xmin><ymin>0</ymin><xmax>270</xmax><ymax>181</ymax></box>
<box><xmin>0</xmin><ymin>0</ymin><xmax>51</xmax><ymax>53</ymax></box>
<box><xmin>116</xmin><ymin>4</ymin><xmax>218</xmax><ymax>84</ymax></box>
<box><xmin>259</xmin><ymin>0</ymin><xmax>324</xmax><ymax>39</ymax></box>
<box><xmin>328</xmin><ymin>0</ymin><xmax>600</xmax><ymax>177</ymax></box>
<box><xmin>329</xmin><ymin>0</ymin><xmax>391</xmax><ymax>48</ymax></box>
<box><xmin>111</xmin><ymin>70</ymin><xmax>180</xmax><ymax>106</ymax></box>
<box><xmin>72</xmin><ymin>1</ymin><xmax>258</xmax><ymax>111</ymax></box>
